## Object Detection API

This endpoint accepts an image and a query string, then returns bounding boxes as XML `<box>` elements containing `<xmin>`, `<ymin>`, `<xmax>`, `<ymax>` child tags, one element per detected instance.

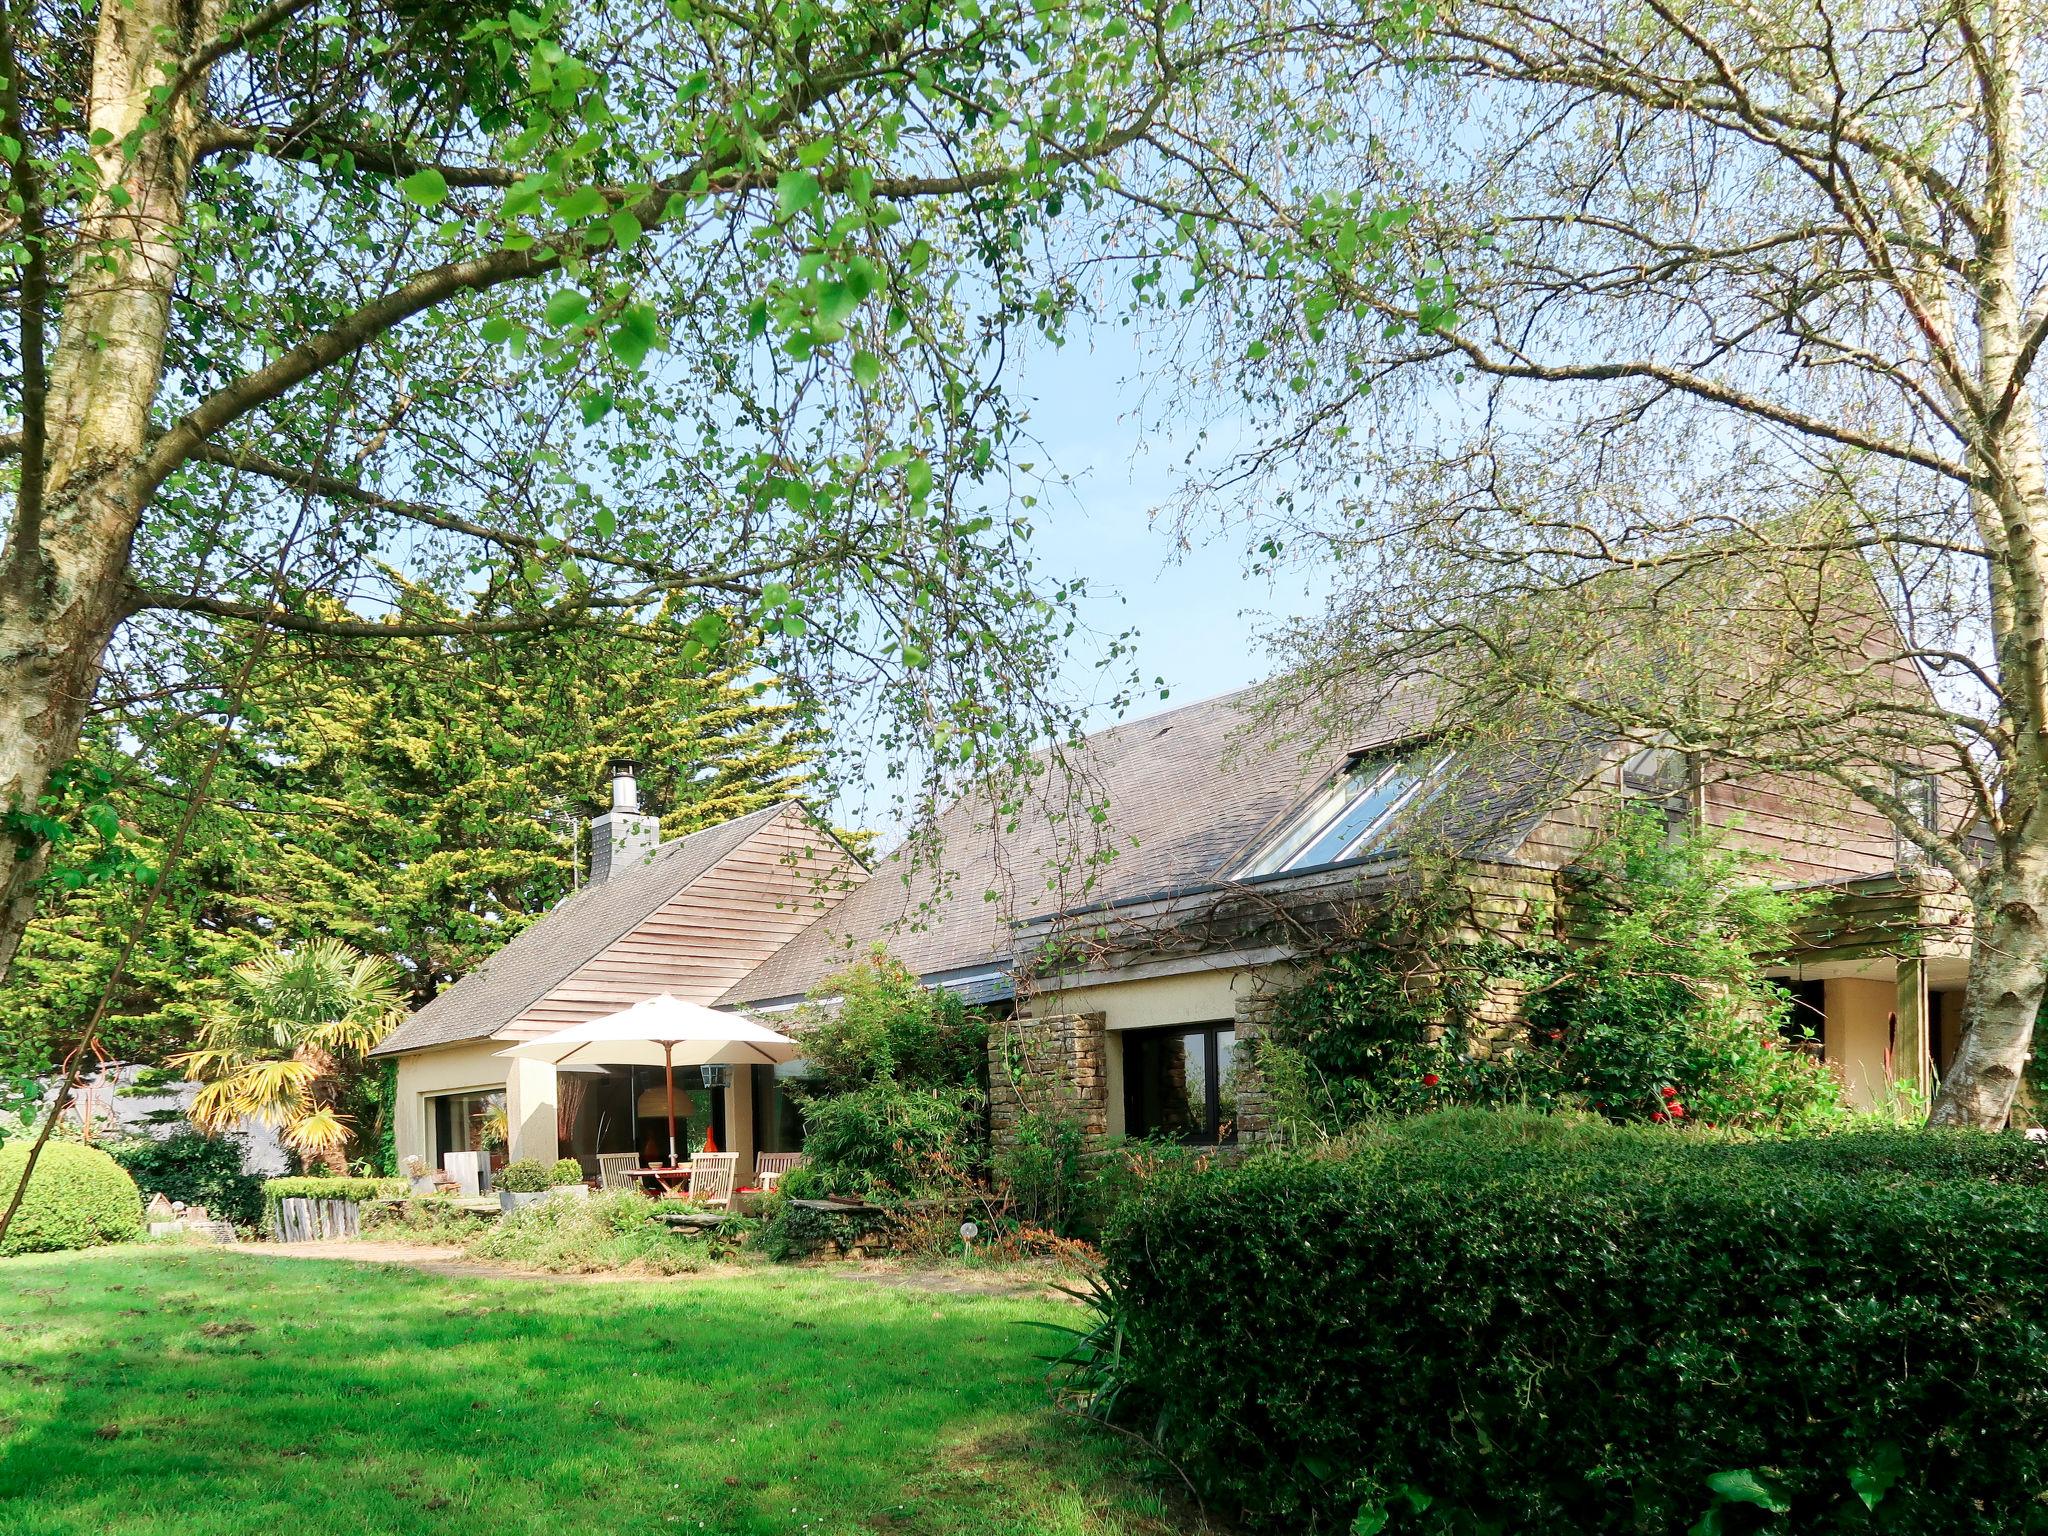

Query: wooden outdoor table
<box><xmin>627</xmin><ymin>1164</ymin><xmax>693</xmax><ymax>1195</ymax></box>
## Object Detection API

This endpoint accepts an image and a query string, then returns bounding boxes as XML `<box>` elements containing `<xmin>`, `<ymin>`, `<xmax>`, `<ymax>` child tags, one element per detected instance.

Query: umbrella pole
<box><xmin>664</xmin><ymin>1042</ymin><xmax>679</xmax><ymax>1166</ymax></box>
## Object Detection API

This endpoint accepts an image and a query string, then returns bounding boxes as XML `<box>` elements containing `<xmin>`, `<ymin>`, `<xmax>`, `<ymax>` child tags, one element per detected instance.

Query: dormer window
<box><xmin>1893</xmin><ymin>769</ymin><xmax>1937</xmax><ymax>869</ymax></box>
<box><xmin>1621</xmin><ymin>744</ymin><xmax>1696</xmax><ymax>840</ymax></box>
<box><xmin>1236</xmin><ymin>743</ymin><xmax>1453</xmax><ymax>878</ymax></box>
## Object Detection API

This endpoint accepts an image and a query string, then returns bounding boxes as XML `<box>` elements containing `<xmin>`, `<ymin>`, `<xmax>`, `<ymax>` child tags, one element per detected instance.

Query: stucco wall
<box><xmin>1825</xmin><ymin>977</ymin><xmax>1895</xmax><ymax>1113</ymax></box>
<box><xmin>393</xmin><ymin>1040</ymin><xmax>510</xmax><ymax>1170</ymax></box>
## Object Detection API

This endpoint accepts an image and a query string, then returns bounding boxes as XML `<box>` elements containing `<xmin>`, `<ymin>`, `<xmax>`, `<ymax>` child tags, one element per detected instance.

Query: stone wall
<box><xmin>988</xmin><ymin>1011</ymin><xmax>1109</xmax><ymax>1152</ymax></box>
<box><xmin>1231</xmin><ymin>992</ymin><xmax>1278</xmax><ymax>1145</ymax></box>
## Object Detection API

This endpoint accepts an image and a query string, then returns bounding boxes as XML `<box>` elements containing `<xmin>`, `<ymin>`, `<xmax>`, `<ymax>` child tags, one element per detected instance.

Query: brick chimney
<box><xmin>589</xmin><ymin>759</ymin><xmax>661</xmax><ymax>883</ymax></box>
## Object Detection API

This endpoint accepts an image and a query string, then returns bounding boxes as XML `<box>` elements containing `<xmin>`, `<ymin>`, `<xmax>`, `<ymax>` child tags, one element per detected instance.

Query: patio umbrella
<box><xmin>496</xmin><ymin>994</ymin><xmax>800</xmax><ymax>1166</ymax></box>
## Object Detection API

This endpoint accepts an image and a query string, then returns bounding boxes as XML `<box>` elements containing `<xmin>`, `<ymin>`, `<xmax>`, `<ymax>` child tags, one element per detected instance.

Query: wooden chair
<box><xmin>754</xmin><ymin>1152</ymin><xmax>808</xmax><ymax>1192</ymax></box>
<box><xmin>596</xmin><ymin>1153</ymin><xmax>641</xmax><ymax>1191</ymax></box>
<box><xmin>689</xmin><ymin>1152</ymin><xmax>740</xmax><ymax>1208</ymax></box>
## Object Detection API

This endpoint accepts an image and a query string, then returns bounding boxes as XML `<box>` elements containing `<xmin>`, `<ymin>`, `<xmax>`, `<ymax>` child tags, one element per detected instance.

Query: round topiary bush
<box><xmin>0</xmin><ymin>1140</ymin><xmax>144</xmax><ymax>1256</ymax></box>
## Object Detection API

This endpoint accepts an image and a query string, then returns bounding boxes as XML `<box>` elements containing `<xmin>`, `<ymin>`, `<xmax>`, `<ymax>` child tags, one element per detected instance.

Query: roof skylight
<box><xmin>1236</xmin><ymin>743</ymin><xmax>1453</xmax><ymax>878</ymax></box>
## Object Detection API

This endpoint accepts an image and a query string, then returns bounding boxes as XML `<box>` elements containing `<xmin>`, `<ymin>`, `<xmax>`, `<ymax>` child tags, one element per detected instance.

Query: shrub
<box><xmin>548</xmin><ymin>1157</ymin><xmax>585</xmax><ymax>1187</ymax></box>
<box><xmin>783</xmin><ymin>948</ymin><xmax>991</xmax><ymax>1202</ymax></box>
<box><xmin>108</xmin><ymin>1131</ymin><xmax>264</xmax><ymax>1229</ymax></box>
<box><xmin>0</xmin><ymin>1140</ymin><xmax>143</xmax><ymax>1255</ymax></box>
<box><xmin>1262</xmin><ymin>810</ymin><xmax>1846</xmax><ymax>1135</ymax></box>
<box><xmin>791</xmin><ymin>946</ymin><xmax>988</xmax><ymax>1094</ymax></box>
<box><xmin>775</xmin><ymin>1162</ymin><xmax>824</xmax><ymax>1200</ymax></box>
<box><xmin>798</xmin><ymin>1082</ymin><xmax>984</xmax><ymax>1199</ymax></box>
<box><xmin>466</xmin><ymin>1189</ymin><xmax>698</xmax><ymax>1274</ymax></box>
<box><xmin>1101</xmin><ymin>1111</ymin><xmax>2048</xmax><ymax>1533</ymax></box>
<box><xmin>361</xmin><ymin>1196</ymin><xmax>492</xmax><ymax>1244</ymax></box>
<box><xmin>993</xmin><ymin>1110</ymin><xmax>1089</xmax><ymax>1234</ymax></box>
<box><xmin>494</xmin><ymin>1158</ymin><xmax>549</xmax><ymax>1193</ymax></box>
<box><xmin>757</xmin><ymin>1196</ymin><xmax>870</xmax><ymax>1262</ymax></box>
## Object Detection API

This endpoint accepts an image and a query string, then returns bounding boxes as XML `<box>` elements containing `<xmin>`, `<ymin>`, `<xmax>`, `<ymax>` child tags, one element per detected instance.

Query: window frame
<box><xmin>1236</xmin><ymin>743</ymin><xmax>1454</xmax><ymax>879</ymax></box>
<box><xmin>1121</xmin><ymin>1021</ymin><xmax>1239</xmax><ymax>1145</ymax></box>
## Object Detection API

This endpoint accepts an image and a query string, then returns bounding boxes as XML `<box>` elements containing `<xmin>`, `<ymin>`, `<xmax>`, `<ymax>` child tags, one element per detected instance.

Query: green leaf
<box><xmin>580</xmin><ymin>390</ymin><xmax>614</xmax><ymax>425</ymax></box>
<box><xmin>776</xmin><ymin>168</ymin><xmax>821</xmax><ymax>220</ymax></box>
<box><xmin>1849</xmin><ymin>1444</ymin><xmax>1904</xmax><ymax>1511</ymax></box>
<box><xmin>400</xmin><ymin>168</ymin><xmax>448</xmax><ymax>207</ymax></box>
<box><xmin>553</xmin><ymin>185</ymin><xmax>605</xmax><ymax>223</ymax></box>
<box><xmin>608</xmin><ymin>210</ymin><xmax>644</xmax><ymax>250</ymax></box>
<box><xmin>851</xmin><ymin>349</ymin><xmax>882</xmax><ymax>390</ymax></box>
<box><xmin>905</xmin><ymin>458</ymin><xmax>933</xmax><ymax>499</ymax></box>
<box><xmin>608</xmin><ymin>303</ymin><xmax>660</xmax><ymax>369</ymax></box>
<box><xmin>544</xmin><ymin>289</ymin><xmax>590</xmax><ymax>327</ymax></box>
<box><xmin>1705</xmin><ymin>1470</ymin><xmax>1789</xmax><ymax>1514</ymax></box>
<box><xmin>1350</xmin><ymin>1507</ymin><xmax>1388</xmax><ymax>1536</ymax></box>
<box><xmin>480</xmin><ymin>316</ymin><xmax>515</xmax><ymax>344</ymax></box>
<box><xmin>592</xmin><ymin>503</ymin><xmax>616</xmax><ymax>539</ymax></box>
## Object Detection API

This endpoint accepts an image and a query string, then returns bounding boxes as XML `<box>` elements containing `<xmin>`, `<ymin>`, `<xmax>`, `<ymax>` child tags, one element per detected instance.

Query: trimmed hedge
<box><xmin>0</xmin><ymin>1140</ymin><xmax>144</xmax><ymax>1256</ymax></box>
<box><xmin>1103</xmin><ymin>1112</ymin><xmax>2048</xmax><ymax>1533</ymax></box>
<box><xmin>109</xmin><ymin>1131</ymin><xmax>264</xmax><ymax>1229</ymax></box>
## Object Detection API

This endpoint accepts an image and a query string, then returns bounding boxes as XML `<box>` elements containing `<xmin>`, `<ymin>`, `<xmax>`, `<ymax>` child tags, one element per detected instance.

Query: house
<box><xmin>372</xmin><ymin>680</ymin><xmax>1972</xmax><ymax>1181</ymax></box>
<box><xmin>370</xmin><ymin>767</ymin><xmax>865</xmax><ymax>1177</ymax></box>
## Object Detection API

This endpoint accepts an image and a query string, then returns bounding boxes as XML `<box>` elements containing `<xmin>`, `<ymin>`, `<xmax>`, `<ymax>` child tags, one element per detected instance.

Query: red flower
<box><xmin>1422</xmin><ymin>1073</ymin><xmax>1441</xmax><ymax>1087</ymax></box>
<box><xmin>1650</xmin><ymin>1111</ymin><xmax>1668</xmax><ymax>1123</ymax></box>
<box><xmin>1661</xmin><ymin>1085</ymin><xmax>1679</xmax><ymax>1099</ymax></box>
<box><xmin>1669</xmin><ymin>1104</ymin><xmax>1686</xmax><ymax>1118</ymax></box>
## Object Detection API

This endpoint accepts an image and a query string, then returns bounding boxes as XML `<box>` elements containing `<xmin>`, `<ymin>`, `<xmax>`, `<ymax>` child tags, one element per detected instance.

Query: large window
<box><xmin>1124</xmin><ymin>1024</ymin><xmax>1237</xmax><ymax>1144</ymax></box>
<box><xmin>429</xmin><ymin>1089</ymin><xmax>503</xmax><ymax>1167</ymax></box>
<box><xmin>751</xmin><ymin>1059</ymin><xmax>814</xmax><ymax>1155</ymax></box>
<box><xmin>1237</xmin><ymin>745</ymin><xmax>1451</xmax><ymax>878</ymax></box>
<box><xmin>554</xmin><ymin>1065</ymin><xmax>728</xmax><ymax>1171</ymax></box>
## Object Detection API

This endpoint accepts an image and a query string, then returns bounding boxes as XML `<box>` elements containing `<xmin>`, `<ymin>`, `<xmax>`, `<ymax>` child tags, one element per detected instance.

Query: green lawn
<box><xmin>0</xmin><ymin>1249</ymin><xmax>1192</xmax><ymax>1536</ymax></box>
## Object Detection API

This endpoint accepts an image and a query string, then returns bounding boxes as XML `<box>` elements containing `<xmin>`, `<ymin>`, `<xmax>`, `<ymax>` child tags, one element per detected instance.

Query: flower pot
<box><xmin>499</xmin><ymin>1190</ymin><xmax>549</xmax><ymax>1214</ymax></box>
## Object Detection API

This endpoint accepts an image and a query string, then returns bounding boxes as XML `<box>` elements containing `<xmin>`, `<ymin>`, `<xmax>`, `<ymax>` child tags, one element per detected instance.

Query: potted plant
<box><xmin>547</xmin><ymin>1158</ymin><xmax>590</xmax><ymax>1200</ymax></box>
<box><xmin>479</xmin><ymin>1107</ymin><xmax>509</xmax><ymax>1179</ymax></box>
<box><xmin>496</xmin><ymin>1158</ymin><xmax>550</xmax><ymax>1213</ymax></box>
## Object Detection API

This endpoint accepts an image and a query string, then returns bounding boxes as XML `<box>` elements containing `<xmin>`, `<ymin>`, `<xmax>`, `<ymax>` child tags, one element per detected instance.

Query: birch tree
<box><xmin>1157</xmin><ymin>0</ymin><xmax>2048</xmax><ymax>1126</ymax></box>
<box><xmin>0</xmin><ymin>0</ymin><xmax>1270</xmax><ymax>982</ymax></box>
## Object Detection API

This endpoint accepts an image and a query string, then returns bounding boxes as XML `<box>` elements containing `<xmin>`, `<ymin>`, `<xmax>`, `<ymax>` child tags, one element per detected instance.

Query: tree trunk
<box><xmin>0</xmin><ymin>0</ymin><xmax>216</xmax><ymax>981</ymax></box>
<box><xmin>1930</xmin><ymin>869</ymin><xmax>2048</xmax><ymax>1126</ymax></box>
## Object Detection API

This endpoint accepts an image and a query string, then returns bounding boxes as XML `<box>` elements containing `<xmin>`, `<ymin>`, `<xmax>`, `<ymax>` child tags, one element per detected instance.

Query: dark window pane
<box><xmin>1126</xmin><ymin>1024</ymin><xmax>1235</xmax><ymax>1144</ymax></box>
<box><xmin>1214</xmin><ymin>1030</ymin><xmax>1238</xmax><ymax>1143</ymax></box>
<box><xmin>752</xmin><ymin>1062</ymin><xmax>812</xmax><ymax>1154</ymax></box>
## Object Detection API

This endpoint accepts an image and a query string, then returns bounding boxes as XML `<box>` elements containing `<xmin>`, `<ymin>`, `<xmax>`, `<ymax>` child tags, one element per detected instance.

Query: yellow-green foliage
<box><xmin>0</xmin><ymin>1140</ymin><xmax>142</xmax><ymax>1256</ymax></box>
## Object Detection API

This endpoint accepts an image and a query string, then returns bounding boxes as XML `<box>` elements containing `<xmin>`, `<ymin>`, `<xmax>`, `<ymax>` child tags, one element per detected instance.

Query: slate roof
<box><xmin>370</xmin><ymin>803</ymin><xmax>794</xmax><ymax>1057</ymax></box>
<box><xmin>720</xmin><ymin>678</ymin><xmax>1568</xmax><ymax>1006</ymax></box>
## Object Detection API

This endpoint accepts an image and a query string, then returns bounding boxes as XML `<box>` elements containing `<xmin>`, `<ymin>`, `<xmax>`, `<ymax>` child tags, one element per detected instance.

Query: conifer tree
<box><xmin>0</xmin><ymin>603</ymin><xmax>821</xmax><ymax>1071</ymax></box>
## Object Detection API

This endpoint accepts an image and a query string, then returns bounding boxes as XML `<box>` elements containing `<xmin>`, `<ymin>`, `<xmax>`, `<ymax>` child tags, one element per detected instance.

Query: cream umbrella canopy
<box><xmin>496</xmin><ymin>994</ymin><xmax>800</xmax><ymax>1166</ymax></box>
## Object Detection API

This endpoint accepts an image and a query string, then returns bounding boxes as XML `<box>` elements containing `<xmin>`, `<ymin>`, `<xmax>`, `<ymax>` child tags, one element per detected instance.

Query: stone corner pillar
<box><xmin>988</xmin><ymin>1010</ymin><xmax>1109</xmax><ymax>1155</ymax></box>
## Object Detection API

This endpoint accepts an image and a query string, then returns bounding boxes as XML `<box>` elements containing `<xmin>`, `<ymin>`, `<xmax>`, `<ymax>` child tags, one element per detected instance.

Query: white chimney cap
<box><xmin>608</xmin><ymin>758</ymin><xmax>640</xmax><ymax>813</ymax></box>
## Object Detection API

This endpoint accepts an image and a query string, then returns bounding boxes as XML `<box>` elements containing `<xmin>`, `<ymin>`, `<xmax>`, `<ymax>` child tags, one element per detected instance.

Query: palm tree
<box><xmin>173</xmin><ymin>938</ymin><xmax>406</xmax><ymax>1172</ymax></box>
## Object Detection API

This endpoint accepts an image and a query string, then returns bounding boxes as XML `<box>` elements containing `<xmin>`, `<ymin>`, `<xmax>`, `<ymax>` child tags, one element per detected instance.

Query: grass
<box><xmin>0</xmin><ymin>1248</ymin><xmax>1194</xmax><ymax>1536</ymax></box>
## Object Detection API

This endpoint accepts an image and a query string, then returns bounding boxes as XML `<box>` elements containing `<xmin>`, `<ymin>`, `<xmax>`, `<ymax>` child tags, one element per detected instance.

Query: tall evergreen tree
<box><xmin>0</xmin><ymin>602</ymin><xmax>819</xmax><ymax>1072</ymax></box>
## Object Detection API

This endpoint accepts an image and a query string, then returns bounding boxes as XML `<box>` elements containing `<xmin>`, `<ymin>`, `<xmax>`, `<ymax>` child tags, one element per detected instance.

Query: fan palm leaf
<box><xmin>284</xmin><ymin>1105</ymin><xmax>353</xmax><ymax>1156</ymax></box>
<box><xmin>177</xmin><ymin>937</ymin><xmax>407</xmax><ymax>1165</ymax></box>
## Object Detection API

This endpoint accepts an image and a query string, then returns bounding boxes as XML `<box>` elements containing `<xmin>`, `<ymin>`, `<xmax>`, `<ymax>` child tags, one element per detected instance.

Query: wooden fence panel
<box><xmin>272</xmin><ymin>1197</ymin><xmax>360</xmax><ymax>1242</ymax></box>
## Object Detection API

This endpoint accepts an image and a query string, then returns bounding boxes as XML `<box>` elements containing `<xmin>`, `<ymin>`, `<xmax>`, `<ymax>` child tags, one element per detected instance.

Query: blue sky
<box><xmin>826</xmin><ymin>323</ymin><xmax>1337</xmax><ymax>831</ymax></box>
<box><xmin>1001</xmin><ymin>328</ymin><xmax>1328</xmax><ymax>729</ymax></box>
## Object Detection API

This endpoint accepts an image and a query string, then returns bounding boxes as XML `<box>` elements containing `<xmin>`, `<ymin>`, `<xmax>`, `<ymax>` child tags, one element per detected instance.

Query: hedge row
<box><xmin>1102</xmin><ymin>1112</ymin><xmax>2048</xmax><ymax>1533</ymax></box>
